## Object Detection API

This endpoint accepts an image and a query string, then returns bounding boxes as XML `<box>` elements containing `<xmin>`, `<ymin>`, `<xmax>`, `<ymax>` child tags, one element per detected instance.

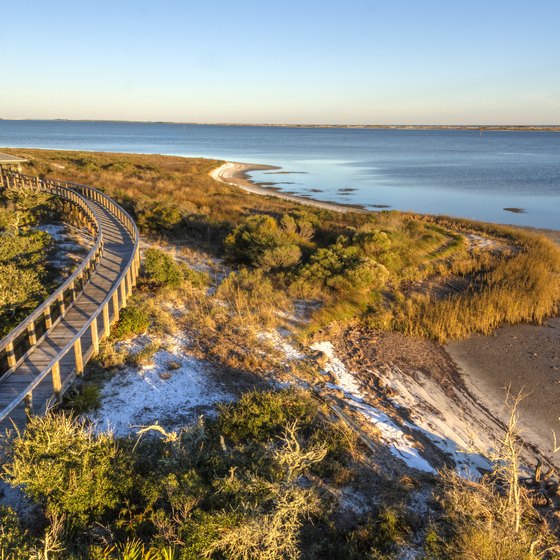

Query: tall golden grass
<box><xmin>392</xmin><ymin>226</ymin><xmax>560</xmax><ymax>341</ymax></box>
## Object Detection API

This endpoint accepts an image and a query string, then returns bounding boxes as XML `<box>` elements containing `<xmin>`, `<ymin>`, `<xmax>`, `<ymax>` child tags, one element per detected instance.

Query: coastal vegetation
<box><xmin>0</xmin><ymin>183</ymin><xmax>67</xmax><ymax>336</ymax></box>
<box><xmin>3</xmin><ymin>388</ymin><xmax>557</xmax><ymax>559</ymax></box>
<box><xmin>1</xmin><ymin>149</ymin><xmax>560</xmax><ymax>558</ymax></box>
<box><xmin>4</xmin><ymin>148</ymin><xmax>559</xmax><ymax>342</ymax></box>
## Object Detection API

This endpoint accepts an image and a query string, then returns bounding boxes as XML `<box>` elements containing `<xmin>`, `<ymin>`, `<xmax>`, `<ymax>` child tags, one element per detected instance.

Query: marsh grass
<box><xmin>391</xmin><ymin>224</ymin><xmax>560</xmax><ymax>341</ymax></box>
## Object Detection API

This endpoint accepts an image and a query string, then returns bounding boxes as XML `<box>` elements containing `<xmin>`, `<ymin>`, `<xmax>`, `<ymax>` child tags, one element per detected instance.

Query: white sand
<box><xmin>89</xmin><ymin>335</ymin><xmax>233</xmax><ymax>436</ymax></box>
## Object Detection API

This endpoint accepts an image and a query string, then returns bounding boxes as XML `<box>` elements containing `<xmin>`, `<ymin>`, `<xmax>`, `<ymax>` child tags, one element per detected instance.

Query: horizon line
<box><xmin>1</xmin><ymin>118</ymin><xmax>559</xmax><ymax>129</ymax></box>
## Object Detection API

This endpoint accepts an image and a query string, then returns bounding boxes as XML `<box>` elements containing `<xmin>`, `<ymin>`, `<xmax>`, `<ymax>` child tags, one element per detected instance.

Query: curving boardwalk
<box><xmin>0</xmin><ymin>170</ymin><xmax>139</xmax><ymax>431</ymax></box>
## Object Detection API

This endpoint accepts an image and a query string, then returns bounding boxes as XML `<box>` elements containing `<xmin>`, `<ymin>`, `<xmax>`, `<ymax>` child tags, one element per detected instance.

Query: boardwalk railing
<box><xmin>0</xmin><ymin>172</ymin><xmax>104</xmax><ymax>377</ymax></box>
<box><xmin>0</xmin><ymin>169</ymin><xmax>140</xmax><ymax>425</ymax></box>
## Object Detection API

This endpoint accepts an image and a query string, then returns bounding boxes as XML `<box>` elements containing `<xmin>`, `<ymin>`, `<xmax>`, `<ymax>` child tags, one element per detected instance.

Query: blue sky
<box><xmin>1</xmin><ymin>0</ymin><xmax>558</xmax><ymax>124</ymax></box>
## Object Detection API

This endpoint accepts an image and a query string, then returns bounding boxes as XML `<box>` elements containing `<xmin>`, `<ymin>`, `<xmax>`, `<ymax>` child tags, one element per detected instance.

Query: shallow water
<box><xmin>1</xmin><ymin>120</ymin><xmax>559</xmax><ymax>228</ymax></box>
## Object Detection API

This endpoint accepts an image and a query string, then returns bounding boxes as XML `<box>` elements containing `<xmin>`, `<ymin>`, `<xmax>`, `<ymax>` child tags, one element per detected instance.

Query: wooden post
<box><xmin>51</xmin><ymin>361</ymin><xmax>62</xmax><ymax>401</ymax></box>
<box><xmin>74</xmin><ymin>338</ymin><xmax>84</xmax><ymax>375</ymax></box>
<box><xmin>24</xmin><ymin>392</ymin><xmax>34</xmax><ymax>418</ymax></box>
<box><xmin>91</xmin><ymin>317</ymin><xmax>99</xmax><ymax>355</ymax></box>
<box><xmin>58</xmin><ymin>293</ymin><xmax>66</xmax><ymax>315</ymax></box>
<box><xmin>27</xmin><ymin>321</ymin><xmax>37</xmax><ymax>346</ymax></box>
<box><xmin>103</xmin><ymin>303</ymin><xmax>111</xmax><ymax>337</ymax></box>
<box><xmin>45</xmin><ymin>307</ymin><xmax>53</xmax><ymax>329</ymax></box>
<box><xmin>126</xmin><ymin>268</ymin><xmax>132</xmax><ymax>296</ymax></box>
<box><xmin>112</xmin><ymin>291</ymin><xmax>120</xmax><ymax>322</ymax></box>
<box><xmin>120</xmin><ymin>279</ymin><xmax>127</xmax><ymax>307</ymax></box>
<box><xmin>6</xmin><ymin>341</ymin><xmax>16</xmax><ymax>369</ymax></box>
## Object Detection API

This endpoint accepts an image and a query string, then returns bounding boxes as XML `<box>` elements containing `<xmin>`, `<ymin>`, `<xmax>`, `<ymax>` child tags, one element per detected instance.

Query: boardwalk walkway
<box><xmin>0</xmin><ymin>171</ymin><xmax>139</xmax><ymax>430</ymax></box>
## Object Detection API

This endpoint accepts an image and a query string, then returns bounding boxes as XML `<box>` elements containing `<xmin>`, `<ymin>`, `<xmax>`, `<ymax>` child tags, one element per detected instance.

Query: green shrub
<box><xmin>112</xmin><ymin>304</ymin><xmax>151</xmax><ymax>340</ymax></box>
<box><xmin>137</xmin><ymin>201</ymin><xmax>183</xmax><ymax>233</ymax></box>
<box><xmin>64</xmin><ymin>382</ymin><xmax>102</xmax><ymax>413</ymax></box>
<box><xmin>297</xmin><ymin>236</ymin><xmax>388</xmax><ymax>297</ymax></box>
<box><xmin>143</xmin><ymin>247</ymin><xmax>184</xmax><ymax>288</ymax></box>
<box><xmin>2</xmin><ymin>413</ymin><xmax>134</xmax><ymax>527</ymax></box>
<box><xmin>224</xmin><ymin>214</ymin><xmax>305</xmax><ymax>271</ymax></box>
<box><xmin>142</xmin><ymin>247</ymin><xmax>207</xmax><ymax>289</ymax></box>
<box><xmin>0</xmin><ymin>506</ymin><xmax>34</xmax><ymax>557</ymax></box>
<box><xmin>353</xmin><ymin>226</ymin><xmax>391</xmax><ymax>256</ymax></box>
<box><xmin>0</xmin><ymin>230</ymin><xmax>53</xmax><ymax>335</ymax></box>
<box><xmin>0</xmin><ymin>230</ymin><xmax>52</xmax><ymax>265</ymax></box>
<box><xmin>0</xmin><ymin>262</ymin><xmax>47</xmax><ymax>310</ymax></box>
<box><xmin>217</xmin><ymin>388</ymin><xmax>319</xmax><ymax>443</ymax></box>
<box><xmin>179</xmin><ymin>261</ymin><xmax>209</xmax><ymax>288</ymax></box>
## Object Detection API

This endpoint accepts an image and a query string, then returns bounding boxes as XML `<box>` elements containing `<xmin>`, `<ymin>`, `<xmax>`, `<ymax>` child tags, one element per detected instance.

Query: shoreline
<box><xmin>209</xmin><ymin>160</ymin><xmax>560</xmax><ymax>240</ymax></box>
<box><xmin>3</xmin><ymin>119</ymin><xmax>560</xmax><ymax>132</ymax></box>
<box><xmin>209</xmin><ymin>161</ymin><xmax>368</xmax><ymax>214</ymax></box>
<box><xmin>446</xmin><ymin>317</ymin><xmax>560</xmax><ymax>465</ymax></box>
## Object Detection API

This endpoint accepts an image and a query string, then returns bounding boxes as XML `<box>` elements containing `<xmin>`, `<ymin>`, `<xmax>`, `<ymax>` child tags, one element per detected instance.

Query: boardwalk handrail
<box><xmin>0</xmin><ymin>170</ymin><xmax>140</xmax><ymax>424</ymax></box>
<box><xmin>0</xmin><ymin>171</ymin><xmax>104</xmax><ymax>376</ymax></box>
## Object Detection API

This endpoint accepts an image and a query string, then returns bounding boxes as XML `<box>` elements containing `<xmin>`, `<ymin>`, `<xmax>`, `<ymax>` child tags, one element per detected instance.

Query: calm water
<box><xmin>1</xmin><ymin>120</ymin><xmax>559</xmax><ymax>229</ymax></box>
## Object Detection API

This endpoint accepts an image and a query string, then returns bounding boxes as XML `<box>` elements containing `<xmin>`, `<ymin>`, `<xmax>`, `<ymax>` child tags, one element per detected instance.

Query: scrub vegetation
<box><xmin>1</xmin><ymin>389</ymin><xmax>558</xmax><ymax>558</ymax></box>
<box><xmin>0</xmin><ymin>183</ymin><xmax>64</xmax><ymax>336</ymax></box>
<box><xmin>2</xmin><ymin>149</ymin><xmax>560</xmax><ymax>558</ymax></box>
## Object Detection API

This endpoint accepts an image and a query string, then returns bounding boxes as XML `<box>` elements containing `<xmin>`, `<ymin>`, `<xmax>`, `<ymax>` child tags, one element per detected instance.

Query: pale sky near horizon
<box><xmin>1</xmin><ymin>0</ymin><xmax>558</xmax><ymax>124</ymax></box>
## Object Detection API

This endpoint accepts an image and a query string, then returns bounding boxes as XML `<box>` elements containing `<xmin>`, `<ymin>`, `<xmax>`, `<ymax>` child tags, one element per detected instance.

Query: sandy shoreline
<box><xmin>209</xmin><ymin>161</ymin><xmax>367</xmax><ymax>214</ymax></box>
<box><xmin>447</xmin><ymin>318</ymin><xmax>560</xmax><ymax>464</ymax></box>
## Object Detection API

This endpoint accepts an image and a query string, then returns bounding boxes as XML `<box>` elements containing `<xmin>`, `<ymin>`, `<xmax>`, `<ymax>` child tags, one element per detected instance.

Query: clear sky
<box><xmin>1</xmin><ymin>0</ymin><xmax>558</xmax><ymax>124</ymax></box>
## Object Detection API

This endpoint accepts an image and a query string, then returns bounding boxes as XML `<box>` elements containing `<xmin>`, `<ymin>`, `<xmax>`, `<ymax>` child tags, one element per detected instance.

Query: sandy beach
<box><xmin>447</xmin><ymin>318</ymin><xmax>560</xmax><ymax>462</ymax></box>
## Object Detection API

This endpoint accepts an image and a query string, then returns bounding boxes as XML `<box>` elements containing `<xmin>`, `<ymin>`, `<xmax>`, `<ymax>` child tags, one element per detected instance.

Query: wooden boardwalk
<box><xmin>0</xmin><ymin>172</ymin><xmax>139</xmax><ymax>431</ymax></box>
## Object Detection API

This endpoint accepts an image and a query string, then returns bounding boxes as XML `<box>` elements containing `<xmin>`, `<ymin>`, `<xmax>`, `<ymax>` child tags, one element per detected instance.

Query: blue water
<box><xmin>1</xmin><ymin>120</ymin><xmax>559</xmax><ymax>229</ymax></box>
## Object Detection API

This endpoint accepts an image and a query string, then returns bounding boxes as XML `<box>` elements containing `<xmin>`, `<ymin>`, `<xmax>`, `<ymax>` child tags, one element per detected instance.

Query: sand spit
<box><xmin>210</xmin><ymin>161</ymin><xmax>367</xmax><ymax>214</ymax></box>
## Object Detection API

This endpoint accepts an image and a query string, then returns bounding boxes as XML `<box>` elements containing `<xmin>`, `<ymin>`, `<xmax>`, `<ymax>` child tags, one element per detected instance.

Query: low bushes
<box><xmin>143</xmin><ymin>248</ymin><xmax>184</xmax><ymax>288</ymax></box>
<box><xmin>296</xmin><ymin>236</ymin><xmax>389</xmax><ymax>296</ymax></box>
<box><xmin>142</xmin><ymin>247</ymin><xmax>208</xmax><ymax>290</ymax></box>
<box><xmin>0</xmin><ymin>228</ymin><xmax>53</xmax><ymax>336</ymax></box>
<box><xmin>0</xmin><ymin>389</ymin><xmax>364</xmax><ymax>558</ymax></box>
<box><xmin>112</xmin><ymin>303</ymin><xmax>151</xmax><ymax>340</ymax></box>
<box><xmin>217</xmin><ymin>388</ymin><xmax>319</xmax><ymax>443</ymax></box>
<box><xmin>224</xmin><ymin>214</ymin><xmax>309</xmax><ymax>271</ymax></box>
<box><xmin>0</xmin><ymin>506</ymin><xmax>32</xmax><ymax>558</ymax></box>
<box><xmin>2</xmin><ymin>412</ymin><xmax>134</xmax><ymax>528</ymax></box>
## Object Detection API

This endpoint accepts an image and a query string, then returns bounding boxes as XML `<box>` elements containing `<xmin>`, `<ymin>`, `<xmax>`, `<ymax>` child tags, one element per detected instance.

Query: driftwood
<box><xmin>521</xmin><ymin>460</ymin><xmax>560</xmax><ymax>506</ymax></box>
